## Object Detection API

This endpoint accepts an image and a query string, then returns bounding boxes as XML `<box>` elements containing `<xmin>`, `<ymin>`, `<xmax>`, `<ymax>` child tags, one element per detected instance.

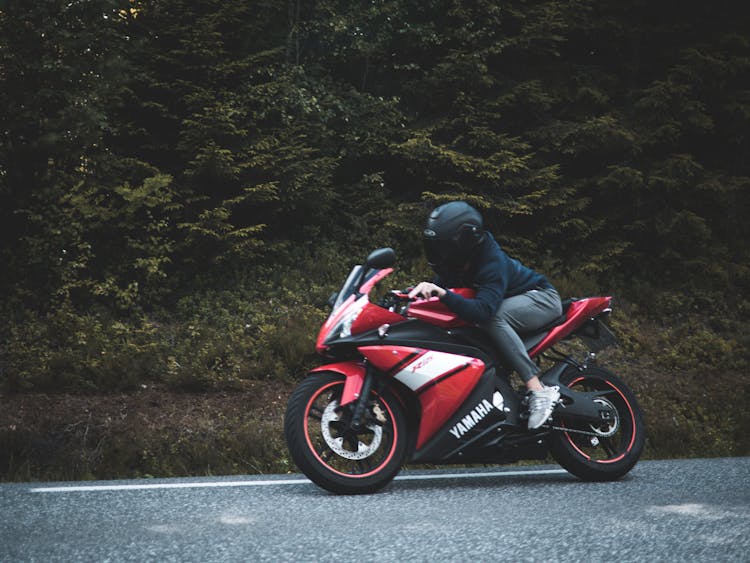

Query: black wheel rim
<box><xmin>561</xmin><ymin>376</ymin><xmax>638</xmax><ymax>464</ymax></box>
<box><xmin>303</xmin><ymin>381</ymin><xmax>399</xmax><ymax>478</ymax></box>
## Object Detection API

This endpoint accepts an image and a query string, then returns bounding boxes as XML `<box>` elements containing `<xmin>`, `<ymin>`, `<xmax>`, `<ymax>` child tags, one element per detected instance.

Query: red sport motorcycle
<box><xmin>284</xmin><ymin>248</ymin><xmax>645</xmax><ymax>494</ymax></box>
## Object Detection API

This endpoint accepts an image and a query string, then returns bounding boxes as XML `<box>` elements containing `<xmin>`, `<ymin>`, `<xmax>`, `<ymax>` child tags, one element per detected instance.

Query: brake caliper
<box><xmin>372</xmin><ymin>403</ymin><xmax>387</xmax><ymax>424</ymax></box>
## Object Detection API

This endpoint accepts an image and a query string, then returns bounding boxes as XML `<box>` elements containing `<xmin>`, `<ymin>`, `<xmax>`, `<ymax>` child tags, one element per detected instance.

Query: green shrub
<box><xmin>1</xmin><ymin>305</ymin><xmax>165</xmax><ymax>393</ymax></box>
<box><xmin>0</xmin><ymin>262</ymin><xmax>334</xmax><ymax>393</ymax></box>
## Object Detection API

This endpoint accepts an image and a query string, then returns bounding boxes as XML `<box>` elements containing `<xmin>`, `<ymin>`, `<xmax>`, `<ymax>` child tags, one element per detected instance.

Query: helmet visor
<box><xmin>424</xmin><ymin>237</ymin><xmax>461</xmax><ymax>269</ymax></box>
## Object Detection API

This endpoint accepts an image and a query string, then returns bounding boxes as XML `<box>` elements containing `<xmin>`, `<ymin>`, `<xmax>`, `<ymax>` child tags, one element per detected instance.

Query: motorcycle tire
<box><xmin>284</xmin><ymin>371</ymin><xmax>408</xmax><ymax>494</ymax></box>
<box><xmin>548</xmin><ymin>366</ymin><xmax>645</xmax><ymax>481</ymax></box>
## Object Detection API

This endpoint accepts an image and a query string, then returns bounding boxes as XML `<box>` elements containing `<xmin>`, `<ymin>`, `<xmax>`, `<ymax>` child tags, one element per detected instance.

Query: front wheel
<box><xmin>548</xmin><ymin>366</ymin><xmax>645</xmax><ymax>481</ymax></box>
<box><xmin>284</xmin><ymin>372</ymin><xmax>408</xmax><ymax>494</ymax></box>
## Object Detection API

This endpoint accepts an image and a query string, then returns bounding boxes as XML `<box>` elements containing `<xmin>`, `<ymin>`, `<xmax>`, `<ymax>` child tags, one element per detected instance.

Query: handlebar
<box><xmin>396</xmin><ymin>289</ymin><xmax>441</xmax><ymax>300</ymax></box>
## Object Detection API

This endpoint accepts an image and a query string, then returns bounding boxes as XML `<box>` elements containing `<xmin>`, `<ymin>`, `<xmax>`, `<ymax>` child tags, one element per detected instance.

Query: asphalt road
<box><xmin>1</xmin><ymin>458</ymin><xmax>748</xmax><ymax>562</ymax></box>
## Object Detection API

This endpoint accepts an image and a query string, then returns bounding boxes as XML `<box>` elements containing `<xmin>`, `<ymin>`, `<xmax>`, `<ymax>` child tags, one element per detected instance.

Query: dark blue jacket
<box><xmin>436</xmin><ymin>233</ymin><xmax>550</xmax><ymax>324</ymax></box>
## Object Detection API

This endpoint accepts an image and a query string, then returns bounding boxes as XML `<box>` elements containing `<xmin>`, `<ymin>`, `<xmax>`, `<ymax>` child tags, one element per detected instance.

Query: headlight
<box><xmin>322</xmin><ymin>295</ymin><xmax>368</xmax><ymax>344</ymax></box>
<box><xmin>339</xmin><ymin>298</ymin><xmax>367</xmax><ymax>338</ymax></box>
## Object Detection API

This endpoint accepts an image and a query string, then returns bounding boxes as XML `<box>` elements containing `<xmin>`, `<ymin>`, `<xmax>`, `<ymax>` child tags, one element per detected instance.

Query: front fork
<box><xmin>349</xmin><ymin>363</ymin><xmax>376</xmax><ymax>431</ymax></box>
<box><xmin>310</xmin><ymin>360</ymin><xmax>375</xmax><ymax>430</ymax></box>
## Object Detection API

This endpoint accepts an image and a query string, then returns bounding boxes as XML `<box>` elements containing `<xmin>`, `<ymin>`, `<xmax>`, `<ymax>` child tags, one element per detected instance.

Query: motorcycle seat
<box><xmin>517</xmin><ymin>298</ymin><xmax>576</xmax><ymax>337</ymax></box>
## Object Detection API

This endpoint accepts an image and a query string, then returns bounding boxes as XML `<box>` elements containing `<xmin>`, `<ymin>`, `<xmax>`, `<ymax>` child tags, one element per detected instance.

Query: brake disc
<box><xmin>320</xmin><ymin>400</ymin><xmax>383</xmax><ymax>460</ymax></box>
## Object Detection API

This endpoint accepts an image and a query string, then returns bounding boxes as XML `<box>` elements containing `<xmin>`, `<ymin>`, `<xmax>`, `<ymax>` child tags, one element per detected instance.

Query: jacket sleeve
<box><xmin>439</xmin><ymin>258</ymin><xmax>507</xmax><ymax>324</ymax></box>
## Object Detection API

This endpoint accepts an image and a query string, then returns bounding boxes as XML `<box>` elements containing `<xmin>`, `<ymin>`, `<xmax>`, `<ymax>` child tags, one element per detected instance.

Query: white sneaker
<box><xmin>527</xmin><ymin>385</ymin><xmax>560</xmax><ymax>429</ymax></box>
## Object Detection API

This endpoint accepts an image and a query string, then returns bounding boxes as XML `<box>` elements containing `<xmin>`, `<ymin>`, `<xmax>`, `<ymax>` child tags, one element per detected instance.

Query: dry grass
<box><xmin>0</xmin><ymin>382</ymin><xmax>295</xmax><ymax>481</ymax></box>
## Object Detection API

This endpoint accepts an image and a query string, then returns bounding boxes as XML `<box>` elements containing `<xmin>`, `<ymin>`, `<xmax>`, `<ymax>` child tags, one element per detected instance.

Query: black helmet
<box><xmin>423</xmin><ymin>201</ymin><xmax>485</xmax><ymax>270</ymax></box>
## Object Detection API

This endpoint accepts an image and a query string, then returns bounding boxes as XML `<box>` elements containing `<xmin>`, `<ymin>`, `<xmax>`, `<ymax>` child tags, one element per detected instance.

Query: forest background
<box><xmin>1</xmin><ymin>0</ymin><xmax>748</xmax><ymax>481</ymax></box>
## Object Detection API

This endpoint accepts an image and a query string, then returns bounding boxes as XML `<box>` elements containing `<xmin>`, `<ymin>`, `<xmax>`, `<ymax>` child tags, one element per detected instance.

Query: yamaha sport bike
<box><xmin>284</xmin><ymin>248</ymin><xmax>645</xmax><ymax>493</ymax></box>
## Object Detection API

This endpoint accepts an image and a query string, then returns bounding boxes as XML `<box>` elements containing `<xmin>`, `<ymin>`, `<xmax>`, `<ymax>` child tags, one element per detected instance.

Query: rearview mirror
<box><xmin>365</xmin><ymin>247</ymin><xmax>396</xmax><ymax>270</ymax></box>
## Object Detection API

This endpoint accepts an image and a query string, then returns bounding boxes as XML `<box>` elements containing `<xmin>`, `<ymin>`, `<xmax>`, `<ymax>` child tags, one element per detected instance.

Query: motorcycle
<box><xmin>284</xmin><ymin>248</ymin><xmax>645</xmax><ymax>494</ymax></box>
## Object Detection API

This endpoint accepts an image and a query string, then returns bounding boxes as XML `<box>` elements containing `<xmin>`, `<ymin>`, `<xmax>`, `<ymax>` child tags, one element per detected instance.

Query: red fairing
<box><xmin>408</xmin><ymin>288</ymin><xmax>476</xmax><ymax>328</ymax></box>
<box><xmin>310</xmin><ymin>361</ymin><xmax>366</xmax><ymax>406</ymax></box>
<box><xmin>528</xmin><ymin>296</ymin><xmax>612</xmax><ymax>358</ymax></box>
<box><xmin>350</xmin><ymin>303</ymin><xmax>404</xmax><ymax>336</ymax></box>
<box><xmin>315</xmin><ymin>268</ymin><xmax>397</xmax><ymax>354</ymax></box>
<box><xmin>351</xmin><ymin>269</ymin><xmax>402</xmax><ymax>337</ymax></box>
<box><xmin>359</xmin><ymin>345</ymin><xmax>484</xmax><ymax>449</ymax></box>
<box><xmin>358</xmin><ymin>345</ymin><xmax>426</xmax><ymax>374</ymax></box>
<box><xmin>413</xmin><ymin>359</ymin><xmax>484</xmax><ymax>449</ymax></box>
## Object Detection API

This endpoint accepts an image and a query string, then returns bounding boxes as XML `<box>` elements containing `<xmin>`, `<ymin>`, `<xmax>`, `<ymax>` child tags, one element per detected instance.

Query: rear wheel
<box><xmin>284</xmin><ymin>372</ymin><xmax>408</xmax><ymax>494</ymax></box>
<box><xmin>549</xmin><ymin>366</ymin><xmax>645</xmax><ymax>481</ymax></box>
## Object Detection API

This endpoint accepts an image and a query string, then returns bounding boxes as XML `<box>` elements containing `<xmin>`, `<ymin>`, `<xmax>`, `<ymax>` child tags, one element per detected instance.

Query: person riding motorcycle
<box><xmin>409</xmin><ymin>201</ymin><xmax>563</xmax><ymax>429</ymax></box>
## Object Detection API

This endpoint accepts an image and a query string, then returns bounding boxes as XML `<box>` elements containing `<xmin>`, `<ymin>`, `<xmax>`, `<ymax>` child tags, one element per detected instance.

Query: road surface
<box><xmin>1</xmin><ymin>458</ymin><xmax>748</xmax><ymax>562</ymax></box>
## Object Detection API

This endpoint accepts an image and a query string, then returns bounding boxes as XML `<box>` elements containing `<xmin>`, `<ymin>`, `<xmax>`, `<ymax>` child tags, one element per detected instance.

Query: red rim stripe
<box><xmin>564</xmin><ymin>376</ymin><xmax>637</xmax><ymax>464</ymax></box>
<box><xmin>302</xmin><ymin>381</ymin><xmax>399</xmax><ymax>479</ymax></box>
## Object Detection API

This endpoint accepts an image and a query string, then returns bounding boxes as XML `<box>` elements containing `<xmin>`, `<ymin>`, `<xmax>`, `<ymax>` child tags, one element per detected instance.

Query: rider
<box><xmin>409</xmin><ymin>201</ymin><xmax>563</xmax><ymax>429</ymax></box>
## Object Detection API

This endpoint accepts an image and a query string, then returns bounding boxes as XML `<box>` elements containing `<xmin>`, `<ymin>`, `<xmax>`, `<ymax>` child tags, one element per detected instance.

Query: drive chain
<box><xmin>550</xmin><ymin>425</ymin><xmax>605</xmax><ymax>437</ymax></box>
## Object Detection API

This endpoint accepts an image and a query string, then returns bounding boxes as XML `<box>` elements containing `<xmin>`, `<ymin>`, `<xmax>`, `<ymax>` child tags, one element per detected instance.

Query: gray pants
<box><xmin>482</xmin><ymin>287</ymin><xmax>562</xmax><ymax>382</ymax></box>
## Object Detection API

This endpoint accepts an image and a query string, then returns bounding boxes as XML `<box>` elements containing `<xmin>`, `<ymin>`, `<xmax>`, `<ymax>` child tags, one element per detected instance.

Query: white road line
<box><xmin>396</xmin><ymin>469</ymin><xmax>567</xmax><ymax>481</ymax></box>
<box><xmin>28</xmin><ymin>468</ymin><xmax>567</xmax><ymax>493</ymax></box>
<box><xmin>29</xmin><ymin>479</ymin><xmax>311</xmax><ymax>493</ymax></box>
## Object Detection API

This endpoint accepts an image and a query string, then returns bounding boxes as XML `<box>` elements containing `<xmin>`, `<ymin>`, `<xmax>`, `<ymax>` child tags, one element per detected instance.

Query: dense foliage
<box><xmin>1</xmin><ymin>0</ymin><xmax>748</xmax><ymax>397</ymax></box>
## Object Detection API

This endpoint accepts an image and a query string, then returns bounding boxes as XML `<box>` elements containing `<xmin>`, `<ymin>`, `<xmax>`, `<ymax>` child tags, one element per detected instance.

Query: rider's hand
<box><xmin>408</xmin><ymin>282</ymin><xmax>446</xmax><ymax>300</ymax></box>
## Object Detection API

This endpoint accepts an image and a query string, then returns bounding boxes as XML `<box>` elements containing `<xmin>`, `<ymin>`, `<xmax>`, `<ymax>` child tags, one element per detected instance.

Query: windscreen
<box><xmin>330</xmin><ymin>265</ymin><xmax>383</xmax><ymax>311</ymax></box>
<box><xmin>331</xmin><ymin>265</ymin><xmax>363</xmax><ymax>310</ymax></box>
